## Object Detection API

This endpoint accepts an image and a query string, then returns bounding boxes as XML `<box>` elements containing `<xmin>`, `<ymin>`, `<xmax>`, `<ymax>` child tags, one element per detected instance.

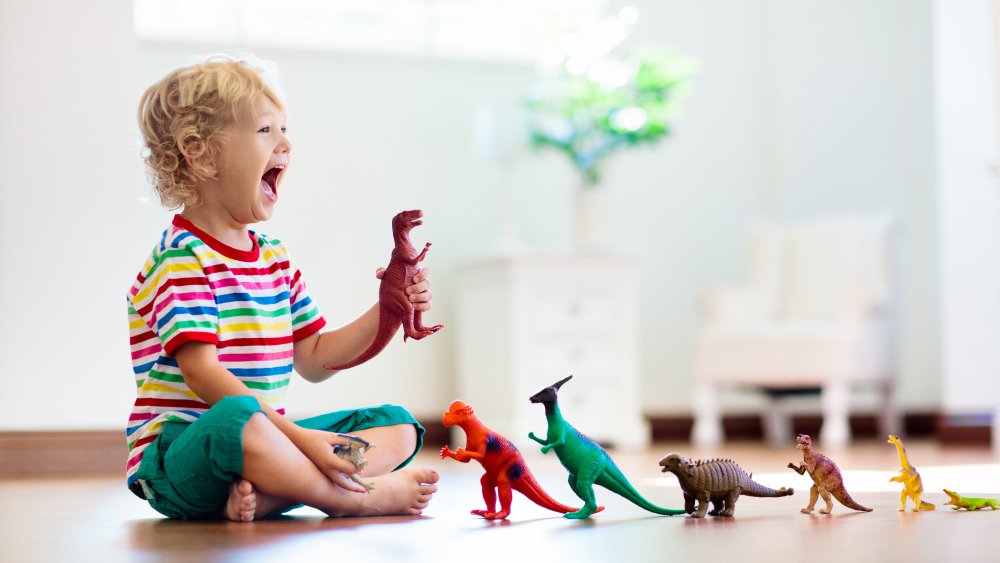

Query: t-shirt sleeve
<box><xmin>130</xmin><ymin>246</ymin><xmax>219</xmax><ymax>356</ymax></box>
<box><xmin>287</xmin><ymin>258</ymin><xmax>326</xmax><ymax>341</ymax></box>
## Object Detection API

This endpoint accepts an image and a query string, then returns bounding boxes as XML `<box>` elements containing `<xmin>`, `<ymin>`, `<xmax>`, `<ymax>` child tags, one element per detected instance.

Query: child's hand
<box><xmin>295</xmin><ymin>428</ymin><xmax>369</xmax><ymax>493</ymax></box>
<box><xmin>376</xmin><ymin>266</ymin><xmax>434</xmax><ymax>312</ymax></box>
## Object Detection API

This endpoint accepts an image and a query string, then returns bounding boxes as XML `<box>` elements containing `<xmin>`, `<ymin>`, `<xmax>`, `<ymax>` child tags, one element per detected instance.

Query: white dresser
<box><xmin>454</xmin><ymin>255</ymin><xmax>649</xmax><ymax>451</ymax></box>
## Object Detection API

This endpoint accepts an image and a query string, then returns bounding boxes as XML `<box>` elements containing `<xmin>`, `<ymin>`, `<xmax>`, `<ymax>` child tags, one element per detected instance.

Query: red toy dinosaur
<box><xmin>323</xmin><ymin>209</ymin><xmax>443</xmax><ymax>371</ymax></box>
<box><xmin>440</xmin><ymin>400</ymin><xmax>602</xmax><ymax>520</ymax></box>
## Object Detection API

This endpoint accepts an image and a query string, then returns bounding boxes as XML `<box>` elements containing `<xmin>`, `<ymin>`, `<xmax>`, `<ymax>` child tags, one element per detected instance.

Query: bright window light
<box><xmin>133</xmin><ymin>0</ymin><xmax>608</xmax><ymax>63</ymax></box>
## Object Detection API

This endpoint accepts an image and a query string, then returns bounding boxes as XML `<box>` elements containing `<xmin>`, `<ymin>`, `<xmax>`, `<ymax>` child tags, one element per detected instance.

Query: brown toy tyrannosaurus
<box><xmin>323</xmin><ymin>209</ymin><xmax>443</xmax><ymax>371</ymax></box>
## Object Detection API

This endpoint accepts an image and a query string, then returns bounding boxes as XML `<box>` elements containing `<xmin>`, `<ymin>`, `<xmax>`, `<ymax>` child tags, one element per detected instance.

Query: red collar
<box><xmin>172</xmin><ymin>215</ymin><xmax>260</xmax><ymax>262</ymax></box>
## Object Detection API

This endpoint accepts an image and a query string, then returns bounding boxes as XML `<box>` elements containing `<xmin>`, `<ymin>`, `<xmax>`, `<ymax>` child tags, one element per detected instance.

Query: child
<box><xmin>126</xmin><ymin>55</ymin><xmax>439</xmax><ymax>521</ymax></box>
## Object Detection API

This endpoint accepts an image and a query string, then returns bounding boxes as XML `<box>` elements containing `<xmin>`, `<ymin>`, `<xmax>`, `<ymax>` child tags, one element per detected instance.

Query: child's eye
<box><xmin>258</xmin><ymin>126</ymin><xmax>271</xmax><ymax>133</ymax></box>
<box><xmin>281</xmin><ymin>127</ymin><xmax>287</xmax><ymax>134</ymax></box>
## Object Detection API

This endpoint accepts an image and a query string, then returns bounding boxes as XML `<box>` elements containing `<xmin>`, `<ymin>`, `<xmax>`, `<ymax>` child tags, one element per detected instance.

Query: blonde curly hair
<box><xmin>137</xmin><ymin>56</ymin><xmax>284</xmax><ymax>210</ymax></box>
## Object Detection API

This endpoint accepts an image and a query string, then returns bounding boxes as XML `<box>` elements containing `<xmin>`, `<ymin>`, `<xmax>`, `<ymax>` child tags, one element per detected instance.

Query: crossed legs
<box><xmin>225</xmin><ymin>413</ymin><xmax>439</xmax><ymax>521</ymax></box>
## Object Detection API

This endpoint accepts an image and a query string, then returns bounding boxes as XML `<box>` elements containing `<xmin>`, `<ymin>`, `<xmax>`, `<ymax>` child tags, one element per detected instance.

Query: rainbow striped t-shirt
<box><xmin>125</xmin><ymin>215</ymin><xmax>326</xmax><ymax>489</ymax></box>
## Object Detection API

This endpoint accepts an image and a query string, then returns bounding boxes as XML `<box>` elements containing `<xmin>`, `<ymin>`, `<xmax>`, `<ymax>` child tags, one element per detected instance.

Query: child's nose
<box><xmin>278</xmin><ymin>133</ymin><xmax>292</xmax><ymax>153</ymax></box>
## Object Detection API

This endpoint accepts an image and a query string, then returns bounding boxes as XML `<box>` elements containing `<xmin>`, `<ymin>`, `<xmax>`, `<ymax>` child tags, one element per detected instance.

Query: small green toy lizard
<box><xmin>527</xmin><ymin>375</ymin><xmax>685</xmax><ymax>519</ymax></box>
<box><xmin>943</xmin><ymin>489</ymin><xmax>999</xmax><ymax>511</ymax></box>
<box><xmin>334</xmin><ymin>433</ymin><xmax>376</xmax><ymax>493</ymax></box>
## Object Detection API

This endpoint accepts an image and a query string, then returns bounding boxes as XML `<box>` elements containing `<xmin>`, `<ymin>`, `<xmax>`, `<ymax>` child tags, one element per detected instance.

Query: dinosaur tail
<box><xmin>322</xmin><ymin>308</ymin><xmax>399</xmax><ymax>371</ymax></box>
<box><xmin>919</xmin><ymin>500</ymin><xmax>936</xmax><ymax>510</ymax></box>
<box><xmin>831</xmin><ymin>485</ymin><xmax>873</xmax><ymax>512</ymax></box>
<box><xmin>741</xmin><ymin>481</ymin><xmax>794</xmax><ymax>498</ymax></box>
<box><xmin>598</xmin><ymin>463</ymin><xmax>685</xmax><ymax>516</ymax></box>
<box><xmin>513</xmin><ymin>469</ymin><xmax>604</xmax><ymax>515</ymax></box>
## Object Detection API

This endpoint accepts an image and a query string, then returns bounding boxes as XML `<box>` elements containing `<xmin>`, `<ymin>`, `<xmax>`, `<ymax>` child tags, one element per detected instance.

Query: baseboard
<box><xmin>423</xmin><ymin>412</ymin><xmax>949</xmax><ymax>447</ymax></box>
<box><xmin>0</xmin><ymin>410</ymin><xmax>985</xmax><ymax>478</ymax></box>
<box><xmin>936</xmin><ymin>413</ymin><xmax>994</xmax><ymax>444</ymax></box>
<box><xmin>646</xmin><ymin>411</ymin><xmax>959</xmax><ymax>443</ymax></box>
<box><xmin>0</xmin><ymin>431</ymin><xmax>125</xmax><ymax>478</ymax></box>
<box><xmin>0</xmin><ymin>423</ymin><xmax>455</xmax><ymax>479</ymax></box>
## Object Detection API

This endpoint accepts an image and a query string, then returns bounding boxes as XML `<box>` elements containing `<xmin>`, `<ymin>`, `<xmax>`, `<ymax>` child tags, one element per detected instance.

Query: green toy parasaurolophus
<box><xmin>527</xmin><ymin>375</ymin><xmax>685</xmax><ymax>519</ymax></box>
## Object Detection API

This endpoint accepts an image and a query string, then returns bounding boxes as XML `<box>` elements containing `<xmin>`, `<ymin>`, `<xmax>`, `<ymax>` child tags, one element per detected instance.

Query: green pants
<box><xmin>131</xmin><ymin>395</ymin><xmax>424</xmax><ymax>519</ymax></box>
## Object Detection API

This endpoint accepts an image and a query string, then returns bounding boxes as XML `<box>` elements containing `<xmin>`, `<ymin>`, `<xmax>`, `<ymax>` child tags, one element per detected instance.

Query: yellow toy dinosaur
<box><xmin>887</xmin><ymin>434</ymin><xmax>934</xmax><ymax>511</ymax></box>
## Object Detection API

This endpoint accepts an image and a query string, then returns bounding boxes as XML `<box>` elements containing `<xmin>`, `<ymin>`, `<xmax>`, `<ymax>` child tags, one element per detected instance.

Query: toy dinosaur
<box><xmin>787</xmin><ymin>434</ymin><xmax>872</xmax><ymax>514</ymax></box>
<box><xmin>942</xmin><ymin>489</ymin><xmax>999</xmax><ymax>511</ymax></box>
<box><xmin>323</xmin><ymin>209</ymin><xmax>443</xmax><ymax>371</ymax></box>
<box><xmin>333</xmin><ymin>433</ymin><xmax>376</xmax><ymax>493</ymax></box>
<box><xmin>887</xmin><ymin>434</ymin><xmax>934</xmax><ymax>511</ymax></box>
<box><xmin>440</xmin><ymin>400</ymin><xmax>600</xmax><ymax>520</ymax></box>
<box><xmin>659</xmin><ymin>452</ymin><xmax>793</xmax><ymax>517</ymax></box>
<box><xmin>527</xmin><ymin>375</ymin><xmax>685</xmax><ymax>519</ymax></box>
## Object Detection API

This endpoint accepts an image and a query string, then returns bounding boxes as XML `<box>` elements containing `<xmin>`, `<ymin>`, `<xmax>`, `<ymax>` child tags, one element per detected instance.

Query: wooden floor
<box><xmin>2</xmin><ymin>439</ymin><xmax>998</xmax><ymax>563</ymax></box>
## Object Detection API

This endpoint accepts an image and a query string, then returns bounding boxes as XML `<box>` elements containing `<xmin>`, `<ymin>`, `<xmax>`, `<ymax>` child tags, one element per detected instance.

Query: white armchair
<box><xmin>690</xmin><ymin>215</ymin><xmax>898</xmax><ymax>448</ymax></box>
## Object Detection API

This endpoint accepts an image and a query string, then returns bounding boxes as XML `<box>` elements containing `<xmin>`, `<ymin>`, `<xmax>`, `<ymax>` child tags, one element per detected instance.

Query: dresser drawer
<box><xmin>527</xmin><ymin>289</ymin><xmax>619</xmax><ymax>333</ymax></box>
<box><xmin>527</xmin><ymin>338</ymin><xmax>619</xmax><ymax>378</ymax></box>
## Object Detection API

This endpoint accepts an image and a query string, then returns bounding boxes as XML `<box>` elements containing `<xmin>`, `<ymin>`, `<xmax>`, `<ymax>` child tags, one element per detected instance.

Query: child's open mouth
<box><xmin>261</xmin><ymin>165</ymin><xmax>284</xmax><ymax>201</ymax></box>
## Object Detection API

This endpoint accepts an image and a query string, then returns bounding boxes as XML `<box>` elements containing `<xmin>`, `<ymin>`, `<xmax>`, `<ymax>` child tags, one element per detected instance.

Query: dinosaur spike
<box><xmin>553</xmin><ymin>374</ymin><xmax>573</xmax><ymax>390</ymax></box>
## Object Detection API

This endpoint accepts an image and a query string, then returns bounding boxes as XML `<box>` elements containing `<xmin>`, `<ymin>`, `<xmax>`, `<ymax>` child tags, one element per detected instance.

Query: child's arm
<box><xmin>293</xmin><ymin>267</ymin><xmax>435</xmax><ymax>382</ymax></box>
<box><xmin>174</xmin><ymin>341</ymin><xmax>369</xmax><ymax>493</ymax></box>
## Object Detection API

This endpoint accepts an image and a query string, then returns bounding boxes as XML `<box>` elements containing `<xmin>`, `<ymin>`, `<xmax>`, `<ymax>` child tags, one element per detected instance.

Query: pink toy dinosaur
<box><xmin>323</xmin><ymin>209</ymin><xmax>443</xmax><ymax>371</ymax></box>
<box><xmin>787</xmin><ymin>434</ymin><xmax>872</xmax><ymax>514</ymax></box>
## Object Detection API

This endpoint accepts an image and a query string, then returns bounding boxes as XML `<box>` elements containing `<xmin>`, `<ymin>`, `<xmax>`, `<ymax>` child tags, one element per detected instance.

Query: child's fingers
<box><xmin>319</xmin><ymin>451</ymin><xmax>362</xmax><ymax>478</ymax></box>
<box><xmin>374</xmin><ymin>267</ymin><xmax>386</xmax><ymax>279</ymax></box>
<box><xmin>409</xmin><ymin>289</ymin><xmax>432</xmax><ymax>303</ymax></box>
<box><xmin>329</xmin><ymin>471</ymin><xmax>368</xmax><ymax>493</ymax></box>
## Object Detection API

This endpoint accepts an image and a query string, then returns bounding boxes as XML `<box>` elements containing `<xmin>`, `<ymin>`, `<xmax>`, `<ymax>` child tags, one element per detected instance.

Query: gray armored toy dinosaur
<box><xmin>527</xmin><ymin>375</ymin><xmax>685</xmax><ymax>519</ymax></box>
<box><xmin>659</xmin><ymin>453</ymin><xmax>794</xmax><ymax>517</ymax></box>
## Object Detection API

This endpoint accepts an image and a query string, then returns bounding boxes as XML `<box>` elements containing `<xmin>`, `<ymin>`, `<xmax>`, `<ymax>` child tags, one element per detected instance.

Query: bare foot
<box><xmin>224</xmin><ymin>479</ymin><xmax>294</xmax><ymax>522</ymax></box>
<box><xmin>326</xmin><ymin>468</ymin><xmax>439</xmax><ymax>517</ymax></box>
<box><xmin>225</xmin><ymin>479</ymin><xmax>257</xmax><ymax>522</ymax></box>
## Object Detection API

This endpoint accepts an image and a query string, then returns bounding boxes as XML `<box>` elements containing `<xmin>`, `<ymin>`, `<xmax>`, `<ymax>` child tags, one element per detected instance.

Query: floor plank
<box><xmin>2</xmin><ymin>439</ymin><xmax>998</xmax><ymax>562</ymax></box>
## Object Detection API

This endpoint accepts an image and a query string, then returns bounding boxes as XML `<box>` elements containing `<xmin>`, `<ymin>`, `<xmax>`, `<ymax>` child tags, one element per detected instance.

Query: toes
<box><xmin>412</xmin><ymin>468</ymin><xmax>440</xmax><ymax>484</ymax></box>
<box><xmin>235</xmin><ymin>479</ymin><xmax>253</xmax><ymax>496</ymax></box>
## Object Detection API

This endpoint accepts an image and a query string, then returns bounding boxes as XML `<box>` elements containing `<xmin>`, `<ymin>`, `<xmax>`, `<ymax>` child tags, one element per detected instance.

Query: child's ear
<box><xmin>183</xmin><ymin>139</ymin><xmax>218</xmax><ymax>179</ymax></box>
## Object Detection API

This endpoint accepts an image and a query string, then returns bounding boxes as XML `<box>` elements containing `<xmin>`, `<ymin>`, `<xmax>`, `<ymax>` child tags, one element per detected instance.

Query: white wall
<box><xmin>933</xmin><ymin>0</ymin><xmax>1000</xmax><ymax>414</ymax></box>
<box><xmin>0</xmin><ymin>0</ymin><xmax>951</xmax><ymax>431</ymax></box>
<box><xmin>0</xmin><ymin>0</ymin><xmax>143</xmax><ymax>429</ymax></box>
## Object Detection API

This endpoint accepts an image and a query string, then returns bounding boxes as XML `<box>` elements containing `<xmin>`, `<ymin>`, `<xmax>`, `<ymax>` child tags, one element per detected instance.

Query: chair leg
<box><xmin>878</xmin><ymin>381</ymin><xmax>900</xmax><ymax>438</ymax></box>
<box><xmin>692</xmin><ymin>383</ymin><xmax>723</xmax><ymax>448</ymax></box>
<box><xmin>994</xmin><ymin>406</ymin><xmax>1000</xmax><ymax>451</ymax></box>
<box><xmin>820</xmin><ymin>382</ymin><xmax>851</xmax><ymax>448</ymax></box>
<box><xmin>763</xmin><ymin>398</ymin><xmax>793</xmax><ymax>447</ymax></box>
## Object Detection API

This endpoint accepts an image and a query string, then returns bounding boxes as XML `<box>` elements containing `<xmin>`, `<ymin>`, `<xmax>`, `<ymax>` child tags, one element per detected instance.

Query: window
<box><xmin>133</xmin><ymin>0</ymin><xmax>608</xmax><ymax>63</ymax></box>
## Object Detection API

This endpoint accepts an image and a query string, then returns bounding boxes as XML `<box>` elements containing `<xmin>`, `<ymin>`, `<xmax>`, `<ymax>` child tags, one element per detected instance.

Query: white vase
<box><xmin>575</xmin><ymin>186</ymin><xmax>609</xmax><ymax>251</ymax></box>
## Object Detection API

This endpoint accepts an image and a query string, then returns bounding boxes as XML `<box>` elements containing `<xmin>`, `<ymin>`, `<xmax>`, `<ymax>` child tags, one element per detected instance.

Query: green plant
<box><xmin>524</xmin><ymin>45</ymin><xmax>698</xmax><ymax>186</ymax></box>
